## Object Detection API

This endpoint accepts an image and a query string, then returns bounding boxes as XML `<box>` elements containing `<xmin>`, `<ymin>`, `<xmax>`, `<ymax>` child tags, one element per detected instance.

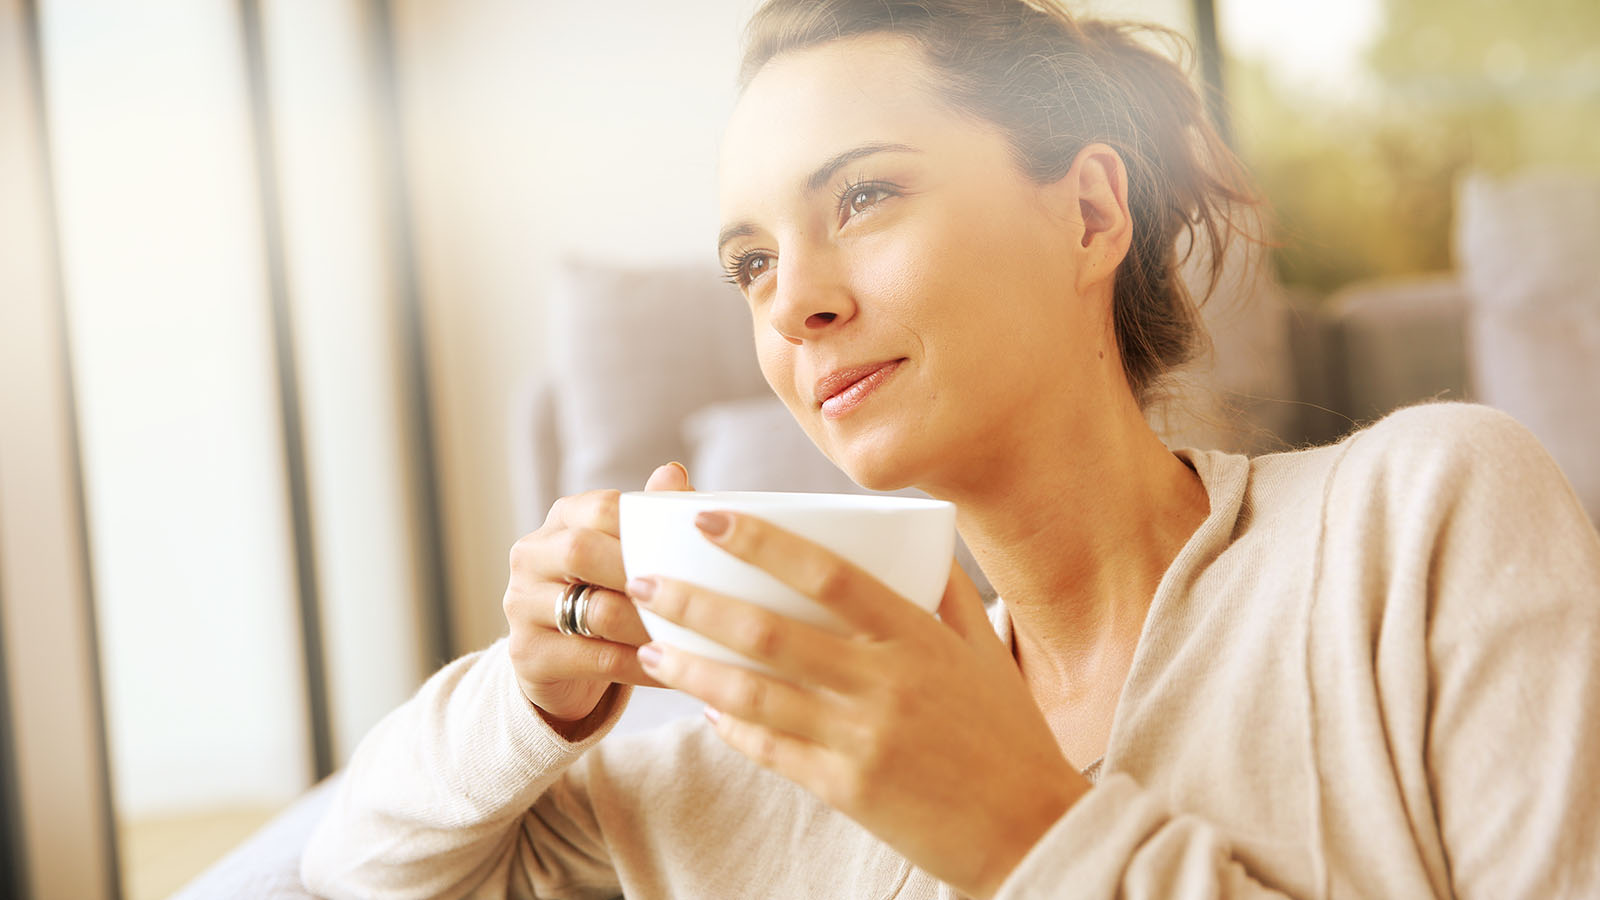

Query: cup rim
<box><xmin>619</xmin><ymin>490</ymin><xmax>951</xmax><ymax>511</ymax></box>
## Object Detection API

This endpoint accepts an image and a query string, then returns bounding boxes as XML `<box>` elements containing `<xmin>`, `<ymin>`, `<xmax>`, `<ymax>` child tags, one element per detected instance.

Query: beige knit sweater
<box><xmin>302</xmin><ymin>403</ymin><xmax>1600</xmax><ymax>899</ymax></box>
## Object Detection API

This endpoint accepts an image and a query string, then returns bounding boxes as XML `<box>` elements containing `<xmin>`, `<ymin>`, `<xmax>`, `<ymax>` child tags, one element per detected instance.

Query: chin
<box><xmin>828</xmin><ymin>430</ymin><xmax>928</xmax><ymax>494</ymax></box>
<box><xmin>843</xmin><ymin>464</ymin><xmax>913</xmax><ymax>494</ymax></box>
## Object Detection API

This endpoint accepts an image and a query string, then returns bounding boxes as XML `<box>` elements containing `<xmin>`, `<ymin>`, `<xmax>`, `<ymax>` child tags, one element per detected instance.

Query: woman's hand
<box><xmin>502</xmin><ymin>462</ymin><xmax>693</xmax><ymax>737</ymax></box>
<box><xmin>628</xmin><ymin>510</ymin><xmax>1090</xmax><ymax>899</ymax></box>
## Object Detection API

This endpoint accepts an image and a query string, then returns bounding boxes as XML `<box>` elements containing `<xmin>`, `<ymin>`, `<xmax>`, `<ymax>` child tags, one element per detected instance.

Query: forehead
<box><xmin>718</xmin><ymin>35</ymin><xmax>970</xmax><ymax>218</ymax></box>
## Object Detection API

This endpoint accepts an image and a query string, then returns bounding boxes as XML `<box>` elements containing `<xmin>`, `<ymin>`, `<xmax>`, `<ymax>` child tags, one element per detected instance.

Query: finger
<box><xmin>629</xmin><ymin>576</ymin><xmax>863</xmax><ymax>690</ymax></box>
<box><xmin>526</xmin><ymin>632</ymin><xmax>665</xmax><ymax>689</ymax></box>
<box><xmin>694</xmin><ymin>511</ymin><xmax>924</xmax><ymax>637</ymax></box>
<box><xmin>702</xmin><ymin>707</ymin><xmax>833</xmax><ymax>792</ymax></box>
<box><xmin>530</xmin><ymin>584</ymin><xmax>652</xmax><ymax>645</ymax></box>
<box><xmin>504</xmin><ymin>583</ymin><xmax>651</xmax><ymax>645</ymax></box>
<box><xmin>514</xmin><ymin>526</ymin><xmax>627</xmax><ymax>589</ymax></box>
<box><xmin>640</xmin><ymin>642</ymin><xmax>834</xmax><ymax>743</ymax></box>
<box><xmin>935</xmin><ymin>560</ymin><xmax>995</xmax><ymax>644</ymax></box>
<box><xmin>543</xmin><ymin>489</ymin><xmax>622</xmax><ymax>535</ymax></box>
<box><xmin>644</xmin><ymin>461</ymin><xmax>694</xmax><ymax>492</ymax></box>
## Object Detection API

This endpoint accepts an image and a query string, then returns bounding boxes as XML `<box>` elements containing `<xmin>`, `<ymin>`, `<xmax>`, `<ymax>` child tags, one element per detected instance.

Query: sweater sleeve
<box><xmin>1401</xmin><ymin>406</ymin><xmax>1600</xmax><ymax>896</ymax></box>
<box><xmin>300</xmin><ymin>638</ymin><xmax>632</xmax><ymax>900</ymax></box>
<box><xmin>992</xmin><ymin>774</ymin><xmax>1297</xmax><ymax>898</ymax></box>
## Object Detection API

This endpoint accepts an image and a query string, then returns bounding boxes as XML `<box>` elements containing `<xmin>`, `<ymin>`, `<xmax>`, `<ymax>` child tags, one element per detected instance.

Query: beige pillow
<box><xmin>1456</xmin><ymin>171</ymin><xmax>1600</xmax><ymax>523</ymax></box>
<box><xmin>683</xmin><ymin>396</ymin><xmax>859</xmax><ymax>494</ymax></box>
<box><xmin>546</xmin><ymin>260</ymin><xmax>768</xmax><ymax>494</ymax></box>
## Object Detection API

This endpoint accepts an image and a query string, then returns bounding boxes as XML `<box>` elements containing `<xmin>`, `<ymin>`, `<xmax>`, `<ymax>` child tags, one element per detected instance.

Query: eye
<box><xmin>722</xmin><ymin>249</ymin><xmax>774</xmax><ymax>289</ymax></box>
<box><xmin>839</xmin><ymin>182</ymin><xmax>893</xmax><ymax>224</ymax></box>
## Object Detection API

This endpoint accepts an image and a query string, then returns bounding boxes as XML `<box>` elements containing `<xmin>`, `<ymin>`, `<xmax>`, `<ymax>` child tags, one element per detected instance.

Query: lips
<box><xmin>814</xmin><ymin>359</ymin><xmax>904</xmax><ymax>419</ymax></box>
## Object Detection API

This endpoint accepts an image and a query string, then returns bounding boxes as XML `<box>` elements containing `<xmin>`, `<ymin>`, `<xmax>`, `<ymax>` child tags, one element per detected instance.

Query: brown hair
<box><xmin>739</xmin><ymin>0</ymin><xmax>1258</xmax><ymax>407</ymax></box>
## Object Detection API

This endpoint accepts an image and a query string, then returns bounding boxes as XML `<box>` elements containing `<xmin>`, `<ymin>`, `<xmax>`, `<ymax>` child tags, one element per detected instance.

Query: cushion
<box><xmin>1456</xmin><ymin>171</ymin><xmax>1600</xmax><ymax>523</ymax></box>
<box><xmin>1327</xmin><ymin>275</ymin><xmax>1473</xmax><ymax>422</ymax></box>
<box><xmin>683</xmin><ymin>396</ymin><xmax>860</xmax><ymax>494</ymax></box>
<box><xmin>547</xmin><ymin>260</ymin><xmax>769</xmax><ymax>494</ymax></box>
<box><xmin>168</xmin><ymin>776</ymin><xmax>341</xmax><ymax>900</ymax></box>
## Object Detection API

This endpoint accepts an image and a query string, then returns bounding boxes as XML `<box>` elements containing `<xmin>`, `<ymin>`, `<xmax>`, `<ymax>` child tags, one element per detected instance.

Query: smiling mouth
<box><xmin>817</xmin><ymin>359</ymin><xmax>905</xmax><ymax>420</ymax></box>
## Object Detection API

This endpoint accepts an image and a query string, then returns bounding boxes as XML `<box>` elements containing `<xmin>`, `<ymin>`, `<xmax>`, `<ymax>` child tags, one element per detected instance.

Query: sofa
<box><xmin>171</xmin><ymin>170</ymin><xmax>1599</xmax><ymax>897</ymax></box>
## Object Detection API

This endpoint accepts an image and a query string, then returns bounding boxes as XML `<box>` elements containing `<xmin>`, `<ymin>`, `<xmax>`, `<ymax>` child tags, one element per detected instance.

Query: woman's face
<box><xmin>718</xmin><ymin>36</ymin><xmax>1116</xmax><ymax>494</ymax></box>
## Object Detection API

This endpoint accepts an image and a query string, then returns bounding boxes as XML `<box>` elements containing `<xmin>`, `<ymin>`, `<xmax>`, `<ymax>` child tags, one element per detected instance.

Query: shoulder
<box><xmin>1343</xmin><ymin>401</ymin><xmax>1548</xmax><ymax>468</ymax></box>
<box><xmin>1330</xmin><ymin>402</ymin><xmax>1578</xmax><ymax>520</ymax></box>
<box><xmin>1220</xmin><ymin>402</ymin><xmax>1589</xmax><ymax>559</ymax></box>
<box><xmin>1318</xmin><ymin>402</ymin><xmax>1600</xmax><ymax>595</ymax></box>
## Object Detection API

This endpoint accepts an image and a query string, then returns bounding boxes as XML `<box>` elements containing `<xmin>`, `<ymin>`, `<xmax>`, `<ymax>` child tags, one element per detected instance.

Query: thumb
<box><xmin>936</xmin><ymin>560</ymin><xmax>996</xmax><ymax>645</ymax></box>
<box><xmin>644</xmin><ymin>461</ymin><xmax>694</xmax><ymax>492</ymax></box>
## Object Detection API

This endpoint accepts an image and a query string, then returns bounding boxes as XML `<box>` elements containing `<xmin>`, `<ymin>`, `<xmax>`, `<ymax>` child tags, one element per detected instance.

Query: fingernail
<box><xmin>695</xmin><ymin>510</ymin><xmax>730</xmax><ymax>537</ymax></box>
<box><xmin>703</xmin><ymin>706</ymin><xmax>722</xmax><ymax>724</ymax></box>
<box><xmin>637</xmin><ymin>643</ymin><xmax>663</xmax><ymax>669</ymax></box>
<box><xmin>668</xmin><ymin>461</ymin><xmax>688</xmax><ymax>480</ymax></box>
<box><xmin>627</xmin><ymin>577</ymin><xmax>655</xmax><ymax>603</ymax></box>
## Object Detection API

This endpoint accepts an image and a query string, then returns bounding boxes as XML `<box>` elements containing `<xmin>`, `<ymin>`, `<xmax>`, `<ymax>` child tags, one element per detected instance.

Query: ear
<box><xmin>1052</xmin><ymin>143</ymin><xmax>1133</xmax><ymax>296</ymax></box>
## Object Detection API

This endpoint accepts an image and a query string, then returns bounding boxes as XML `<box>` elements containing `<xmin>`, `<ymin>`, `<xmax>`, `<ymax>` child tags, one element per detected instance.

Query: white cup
<box><xmin>619</xmin><ymin>490</ymin><xmax>957</xmax><ymax>672</ymax></box>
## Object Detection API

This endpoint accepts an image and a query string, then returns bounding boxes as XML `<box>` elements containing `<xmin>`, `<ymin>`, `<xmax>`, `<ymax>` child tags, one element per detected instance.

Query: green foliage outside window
<box><xmin>1227</xmin><ymin>0</ymin><xmax>1600</xmax><ymax>296</ymax></box>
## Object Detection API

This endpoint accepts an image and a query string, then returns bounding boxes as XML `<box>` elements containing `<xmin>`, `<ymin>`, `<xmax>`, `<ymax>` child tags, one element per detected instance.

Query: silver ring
<box><xmin>574</xmin><ymin>583</ymin><xmax>598</xmax><ymax>638</ymax></box>
<box><xmin>556</xmin><ymin>582</ymin><xmax>591</xmax><ymax>636</ymax></box>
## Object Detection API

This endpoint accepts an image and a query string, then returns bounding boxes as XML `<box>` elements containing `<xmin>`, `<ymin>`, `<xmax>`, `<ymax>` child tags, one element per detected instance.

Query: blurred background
<box><xmin>1</xmin><ymin>1</ymin><xmax>1595</xmax><ymax>898</ymax></box>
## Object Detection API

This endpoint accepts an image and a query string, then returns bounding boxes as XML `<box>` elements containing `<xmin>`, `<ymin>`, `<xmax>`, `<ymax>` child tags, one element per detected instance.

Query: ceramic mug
<box><xmin>619</xmin><ymin>490</ymin><xmax>956</xmax><ymax>672</ymax></box>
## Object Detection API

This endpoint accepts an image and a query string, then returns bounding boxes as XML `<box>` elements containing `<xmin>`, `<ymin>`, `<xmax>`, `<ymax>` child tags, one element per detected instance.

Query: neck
<box><xmin>929</xmin><ymin>392</ymin><xmax>1210</xmax><ymax>708</ymax></box>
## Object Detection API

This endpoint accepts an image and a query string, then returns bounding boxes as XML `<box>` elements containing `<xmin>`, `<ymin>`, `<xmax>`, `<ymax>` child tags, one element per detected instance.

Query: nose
<box><xmin>768</xmin><ymin>250</ymin><xmax>856</xmax><ymax>345</ymax></box>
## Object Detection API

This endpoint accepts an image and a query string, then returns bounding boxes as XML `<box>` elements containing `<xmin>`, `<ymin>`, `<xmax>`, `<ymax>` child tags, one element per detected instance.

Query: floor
<box><xmin>120</xmin><ymin>805</ymin><xmax>282</xmax><ymax>900</ymax></box>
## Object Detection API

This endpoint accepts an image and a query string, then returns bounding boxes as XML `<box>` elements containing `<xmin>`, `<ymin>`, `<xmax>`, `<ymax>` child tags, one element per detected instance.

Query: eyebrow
<box><xmin>716</xmin><ymin>141</ymin><xmax>921</xmax><ymax>256</ymax></box>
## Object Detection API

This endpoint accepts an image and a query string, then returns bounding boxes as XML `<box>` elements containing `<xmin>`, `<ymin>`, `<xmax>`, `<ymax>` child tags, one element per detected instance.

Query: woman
<box><xmin>302</xmin><ymin>1</ymin><xmax>1600</xmax><ymax>897</ymax></box>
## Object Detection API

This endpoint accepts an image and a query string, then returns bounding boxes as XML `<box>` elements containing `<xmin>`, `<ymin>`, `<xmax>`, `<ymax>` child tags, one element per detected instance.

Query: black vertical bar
<box><xmin>369</xmin><ymin>0</ymin><xmax>456</xmax><ymax>668</ymax></box>
<box><xmin>1191</xmin><ymin>0</ymin><xmax>1233</xmax><ymax>147</ymax></box>
<box><xmin>21</xmin><ymin>0</ymin><xmax>125</xmax><ymax>895</ymax></box>
<box><xmin>237</xmin><ymin>0</ymin><xmax>336</xmax><ymax>781</ymax></box>
<box><xmin>0</xmin><ymin>516</ymin><xmax>26</xmax><ymax>900</ymax></box>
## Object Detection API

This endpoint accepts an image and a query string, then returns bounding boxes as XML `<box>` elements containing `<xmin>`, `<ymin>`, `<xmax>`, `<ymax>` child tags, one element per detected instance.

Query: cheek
<box><xmin>848</xmin><ymin>230</ymin><xmax>945</xmax><ymax>332</ymax></box>
<box><xmin>757</xmin><ymin>339</ymin><xmax>836</xmax><ymax>457</ymax></box>
<box><xmin>754</xmin><ymin>330</ymin><xmax>799</xmax><ymax>404</ymax></box>
<box><xmin>853</xmin><ymin>226</ymin><xmax>921</xmax><ymax>282</ymax></box>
